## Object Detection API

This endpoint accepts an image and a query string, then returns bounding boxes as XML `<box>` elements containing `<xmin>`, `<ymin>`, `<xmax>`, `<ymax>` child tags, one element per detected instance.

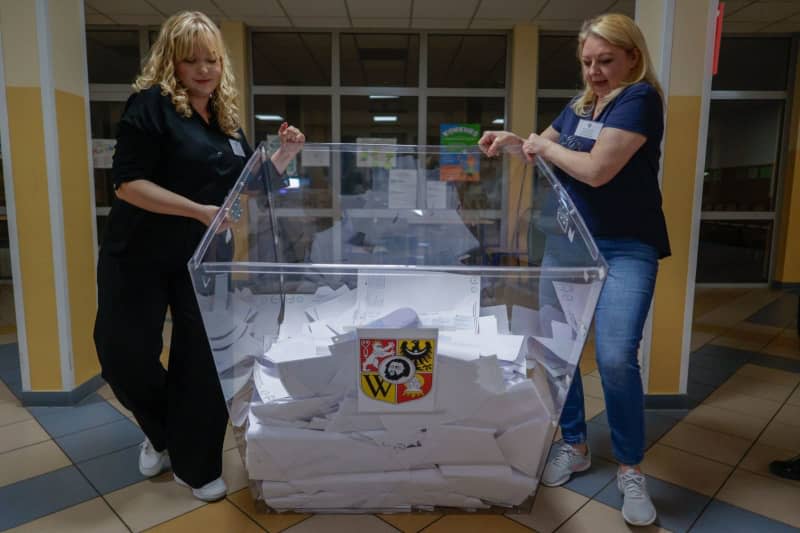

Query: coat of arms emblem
<box><xmin>357</xmin><ymin>328</ymin><xmax>438</xmax><ymax>412</ymax></box>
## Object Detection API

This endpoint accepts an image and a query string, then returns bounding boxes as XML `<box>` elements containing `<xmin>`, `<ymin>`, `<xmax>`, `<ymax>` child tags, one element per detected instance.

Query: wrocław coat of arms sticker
<box><xmin>357</xmin><ymin>328</ymin><xmax>438</xmax><ymax>413</ymax></box>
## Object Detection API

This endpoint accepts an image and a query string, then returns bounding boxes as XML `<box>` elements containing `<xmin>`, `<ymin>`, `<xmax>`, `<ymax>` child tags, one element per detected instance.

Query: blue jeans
<box><xmin>559</xmin><ymin>238</ymin><xmax>659</xmax><ymax>465</ymax></box>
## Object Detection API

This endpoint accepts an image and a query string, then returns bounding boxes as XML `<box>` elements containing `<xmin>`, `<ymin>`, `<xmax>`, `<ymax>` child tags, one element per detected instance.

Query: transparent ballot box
<box><xmin>188</xmin><ymin>143</ymin><xmax>607</xmax><ymax>513</ymax></box>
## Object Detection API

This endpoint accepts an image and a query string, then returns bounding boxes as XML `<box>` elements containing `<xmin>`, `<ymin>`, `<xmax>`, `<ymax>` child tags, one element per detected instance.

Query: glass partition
<box><xmin>188</xmin><ymin>143</ymin><xmax>606</xmax><ymax>513</ymax></box>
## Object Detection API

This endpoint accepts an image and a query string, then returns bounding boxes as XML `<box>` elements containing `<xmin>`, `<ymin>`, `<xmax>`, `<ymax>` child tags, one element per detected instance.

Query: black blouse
<box><xmin>103</xmin><ymin>86</ymin><xmax>253</xmax><ymax>265</ymax></box>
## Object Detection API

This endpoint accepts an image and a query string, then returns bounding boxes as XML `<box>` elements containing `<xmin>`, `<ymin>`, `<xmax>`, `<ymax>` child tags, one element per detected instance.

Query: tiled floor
<box><xmin>0</xmin><ymin>288</ymin><xmax>798</xmax><ymax>532</ymax></box>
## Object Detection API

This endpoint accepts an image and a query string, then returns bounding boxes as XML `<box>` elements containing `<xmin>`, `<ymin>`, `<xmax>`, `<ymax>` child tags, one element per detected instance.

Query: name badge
<box><xmin>575</xmin><ymin>119</ymin><xmax>603</xmax><ymax>140</ymax></box>
<box><xmin>229</xmin><ymin>139</ymin><xmax>246</xmax><ymax>157</ymax></box>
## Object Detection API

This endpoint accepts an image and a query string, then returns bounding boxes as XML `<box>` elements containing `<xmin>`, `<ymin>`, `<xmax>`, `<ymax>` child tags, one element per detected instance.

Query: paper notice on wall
<box><xmin>92</xmin><ymin>139</ymin><xmax>116</xmax><ymax>169</ymax></box>
<box><xmin>356</xmin><ymin>137</ymin><xmax>397</xmax><ymax>169</ymax></box>
<box><xmin>302</xmin><ymin>146</ymin><xmax>330</xmax><ymax>167</ymax></box>
<box><xmin>388</xmin><ymin>169</ymin><xmax>417</xmax><ymax>208</ymax></box>
<box><xmin>426</xmin><ymin>181</ymin><xmax>448</xmax><ymax>209</ymax></box>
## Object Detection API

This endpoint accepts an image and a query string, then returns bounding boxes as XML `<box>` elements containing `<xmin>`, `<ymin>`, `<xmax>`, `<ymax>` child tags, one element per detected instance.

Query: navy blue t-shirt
<box><xmin>551</xmin><ymin>82</ymin><xmax>671</xmax><ymax>258</ymax></box>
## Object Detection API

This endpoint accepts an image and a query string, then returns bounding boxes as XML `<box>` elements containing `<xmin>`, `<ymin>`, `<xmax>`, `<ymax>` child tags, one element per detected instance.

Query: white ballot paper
<box><xmin>355</xmin><ymin>272</ymin><xmax>480</xmax><ymax>331</ymax></box>
<box><xmin>426</xmin><ymin>181</ymin><xmax>448</xmax><ymax>209</ymax></box>
<box><xmin>357</xmin><ymin>328</ymin><xmax>439</xmax><ymax>413</ymax></box>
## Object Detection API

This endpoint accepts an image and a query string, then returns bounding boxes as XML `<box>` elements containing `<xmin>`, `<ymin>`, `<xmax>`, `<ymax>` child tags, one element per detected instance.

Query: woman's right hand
<box><xmin>478</xmin><ymin>130</ymin><xmax>524</xmax><ymax>157</ymax></box>
<box><xmin>197</xmin><ymin>204</ymin><xmax>230</xmax><ymax>233</ymax></box>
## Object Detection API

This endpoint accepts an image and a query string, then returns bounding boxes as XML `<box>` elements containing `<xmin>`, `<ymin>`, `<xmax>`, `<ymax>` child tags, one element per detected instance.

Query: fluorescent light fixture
<box><xmin>286</xmin><ymin>178</ymin><xmax>301</xmax><ymax>189</ymax></box>
<box><xmin>255</xmin><ymin>114</ymin><xmax>284</xmax><ymax>122</ymax></box>
<box><xmin>373</xmin><ymin>115</ymin><xmax>398</xmax><ymax>123</ymax></box>
<box><xmin>492</xmin><ymin>118</ymin><xmax>505</xmax><ymax>125</ymax></box>
<box><xmin>369</xmin><ymin>95</ymin><xmax>399</xmax><ymax>100</ymax></box>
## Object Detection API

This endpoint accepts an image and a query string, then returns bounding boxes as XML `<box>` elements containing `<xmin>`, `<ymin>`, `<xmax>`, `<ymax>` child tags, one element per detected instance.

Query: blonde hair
<box><xmin>572</xmin><ymin>13</ymin><xmax>663</xmax><ymax>116</ymax></box>
<box><xmin>133</xmin><ymin>11</ymin><xmax>241</xmax><ymax>138</ymax></box>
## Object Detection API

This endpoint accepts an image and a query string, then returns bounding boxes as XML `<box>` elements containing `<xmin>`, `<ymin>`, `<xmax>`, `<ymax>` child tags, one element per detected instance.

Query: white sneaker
<box><xmin>617</xmin><ymin>469</ymin><xmax>657</xmax><ymax>526</ymax></box>
<box><xmin>541</xmin><ymin>442</ymin><xmax>592</xmax><ymax>487</ymax></box>
<box><xmin>138</xmin><ymin>438</ymin><xmax>170</xmax><ymax>477</ymax></box>
<box><xmin>174</xmin><ymin>475</ymin><xmax>228</xmax><ymax>502</ymax></box>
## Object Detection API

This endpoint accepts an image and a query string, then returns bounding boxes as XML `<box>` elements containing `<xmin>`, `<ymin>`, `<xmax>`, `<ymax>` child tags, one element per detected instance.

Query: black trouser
<box><xmin>93</xmin><ymin>251</ymin><xmax>228</xmax><ymax>488</ymax></box>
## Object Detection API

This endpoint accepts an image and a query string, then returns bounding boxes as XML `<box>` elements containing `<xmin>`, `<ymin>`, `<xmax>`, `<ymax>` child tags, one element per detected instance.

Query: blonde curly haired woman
<box><xmin>93</xmin><ymin>11</ymin><xmax>304</xmax><ymax>501</ymax></box>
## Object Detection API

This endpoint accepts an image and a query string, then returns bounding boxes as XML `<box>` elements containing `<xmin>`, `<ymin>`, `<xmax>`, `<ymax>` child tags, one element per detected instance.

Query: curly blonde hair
<box><xmin>133</xmin><ymin>11</ymin><xmax>241</xmax><ymax>138</ymax></box>
<box><xmin>572</xmin><ymin>13</ymin><xmax>663</xmax><ymax>116</ymax></box>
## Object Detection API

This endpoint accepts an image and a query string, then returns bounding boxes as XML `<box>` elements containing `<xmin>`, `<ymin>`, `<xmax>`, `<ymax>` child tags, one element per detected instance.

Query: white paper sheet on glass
<box><xmin>301</xmin><ymin>146</ymin><xmax>331</xmax><ymax>167</ymax></box>
<box><xmin>388</xmin><ymin>169</ymin><xmax>418</xmax><ymax>208</ymax></box>
<box><xmin>426</xmin><ymin>181</ymin><xmax>448</xmax><ymax>209</ymax></box>
<box><xmin>92</xmin><ymin>139</ymin><xmax>116</xmax><ymax>169</ymax></box>
<box><xmin>355</xmin><ymin>137</ymin><xmax>397</xmax><ymax>168</ymax></box>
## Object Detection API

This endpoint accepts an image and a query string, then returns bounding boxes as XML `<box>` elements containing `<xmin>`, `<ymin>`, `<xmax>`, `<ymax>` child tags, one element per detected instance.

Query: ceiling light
<box><xmin>255</xmin><ymin>114</ymin><xmax>284</xmax><ymax>121</ymax></box>
<box><xmin>373</xmin><ymin>115</ymin><xmax>398</xmax><ymax>123</ymax></box>
<box><xmin>492</xmin><ymin>118</ymin><xmax>505</xmax><ymax>125</ymax></box>
<box><xmin>369</xmin><ymin>95</ymin><xmax>399</xmax><ymax>100</ymax></box>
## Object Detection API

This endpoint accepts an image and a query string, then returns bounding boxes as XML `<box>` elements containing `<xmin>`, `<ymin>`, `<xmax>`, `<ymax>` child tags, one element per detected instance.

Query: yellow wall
<box><xmin>774</xmin><ymin>55</ymin><xmax>800</xmax><ymax>283</ymax></box>
<box><xmin>5</xmin><ymin>87</ymin><xmax>63</xmax><ymax>390</ymax></box>
<box><xmin>647</xmin><ymin>0</ymin><xmax>714</xmax><ymax>393</ymax></box>
<box><xmin>221</xmin><ymin>21</ymin><xmax>252</xmax><ymax>143</ymax></box>
<box><xmin>649</xmin><ymin>95</ymin><xmax>702</xmax><ymax>393</ymax></box>
<box><xmin>56</xmin><ymin>90</ymin><xmax>98</xmax><ymax>384</ymax></box>
<box><xmin>507</xmin><ymin>23</ymin><xmax>538</xmax><ymax>250</ymax></box>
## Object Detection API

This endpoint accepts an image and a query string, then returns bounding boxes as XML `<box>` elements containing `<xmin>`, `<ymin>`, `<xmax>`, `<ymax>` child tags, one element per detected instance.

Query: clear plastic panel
<box><xmin>189</xmin><ymin>143</ymin><xmax>606</xmax><ymax>513</ymax></box>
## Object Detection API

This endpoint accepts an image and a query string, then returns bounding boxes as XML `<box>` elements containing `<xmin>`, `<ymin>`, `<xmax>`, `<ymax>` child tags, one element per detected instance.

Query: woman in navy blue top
<box><xmin>480</xmin><ymin>13</ymin><xmax>668</xmax><ymax>527</ymax></box>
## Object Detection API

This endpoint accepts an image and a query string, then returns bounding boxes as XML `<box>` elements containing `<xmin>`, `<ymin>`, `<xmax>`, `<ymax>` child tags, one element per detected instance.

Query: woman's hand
<box><xmin>271</xmin><ymin>122</ymin><xmax>306</xmax><ymax>174</ymax></box>
<box><xmin>521</xmin><ymin>133</ymin><xmax>554</xmax><ymax>163</ymax></box>
<box><xmin>196</xmin><ymin>204</ymin><xmax>230</xmax><ymax>233</ymax></box>
<box><xmin>478</xmin><ymin>130</ymin><xmax>523</xmax><ymax>157</ymax></box>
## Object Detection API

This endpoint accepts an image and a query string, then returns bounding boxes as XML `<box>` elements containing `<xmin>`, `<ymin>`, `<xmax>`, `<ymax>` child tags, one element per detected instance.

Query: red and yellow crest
<box><xmin>359</xmin><ymin>337</ymin><xmax>436</xmax><ymax>405</ymax></box>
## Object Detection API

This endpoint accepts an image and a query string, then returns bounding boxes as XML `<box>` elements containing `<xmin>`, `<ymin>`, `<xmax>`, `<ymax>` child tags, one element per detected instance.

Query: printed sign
<box><xmin>357</xmin><ymin>328</ymin><xmax>438</xmax><ymax>413</ymax></box>
<box><xmin>439</xmin><ymin>123</ymin><xmax>480</xmax><ymax>182</ymax></box>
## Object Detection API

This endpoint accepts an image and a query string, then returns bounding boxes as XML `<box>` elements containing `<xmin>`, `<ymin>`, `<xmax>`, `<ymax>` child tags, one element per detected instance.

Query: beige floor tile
<box><xmin>758</xmin><ymin>421</ymin><xmax>800</xmax><ymax>451</ymax></box>
<box><xmin>690</xmin><ymin>330</ymin><xmax>716</xmax><ymax>351</ymax></box>
<box><xmin>227</xmin><ymin>488</ymin><xmax>309</xmax><ymax>532</ymax></box>
<box><xmin>283</xmin><ymin>514</ymin><xmax>398</xmax><ymax>533</ymax></box>
<box><xmin>0</xmin><ymin>381</ymin><xmax>16</xmax><ymax>403</ymax></box>
<box><xmin>105</xmin><ymin>473</ymin><xmax>206</xmax><ymax>532</ymax></box>
<box><xmin>660</xmin><ymin>421</ymin><xmax>752</xmax><ymax>466</ymax></box>
<box><xmin>507</xmin><ymin>485</ymin><xmax>588</xmax><ymax>533</ymax></box>
<box><xmin>97</xmin><ymin>384</ymin><xmax>115</xmax><ymax>400</ymax></box>
<box><xmin>0</xmin><ymin>418</ymin><xmax>50</xmax><ymax>454</ymax></box>
<box><xmin>146</xmin><ymin>499</ymin><xmax>263</xmax><ymax>533</ymax></box>
<box><xmin>582</xmin><ymin>375</ymin><xmax>603</xmax><ymax>399</ymax></box>
<box><xmin>717</xmin><ymin>469</ymin><xmax>800</xmax><ymax>528</ymax></box>
<box><xmin>0</xmin><ymin>400</ymin><xmax>33</xmax><ymax>427</ymax></box>
<box><xmin>788</xmin><ymin>387</ymin><xmax>800</xmax><ymax>406</ymax></box>
<box><xmin>640</xmin><ymin>444</ymin><xmax>733</xmax><ymax>496</ymax></box>
<box><xmin>774</xmin><ymin>403</ymin><xmax>800</xmax><ymax>428</ymax></box>
<box><xmin>584</xmin><ymin>396</ymin><xmax>605</xmax><ymax>421</ymax></box>
<box><xmin>555</xmin><ymin>500</ymin><xmax>667</xmax><ymax>533</ymax></box>
<box><xmin>735</xmin><ymin>364</ymin><xmax>800</xmax><ymax>387</ymax></box>
<box><xmin>709</xmin><ymin>322</ymin><xmax>781</xmax><ymax>352</ymax></box>
<box><xmin>7</xmin><ymin>497</ymin><xmax>128</xmax><ymax>533</ymax></box>
<box><xmin>378</xmin><ymin>512</ymin><xmax>441</xmax><ymax>532</ymax></box>
<box><xmin>0</xmin><ymin>440</ymin><xmax>71</xmax><ymax>487</ymax></box>
<box><xmin>702</xmin><ymin>388</ymin><xmax>782</xmax><ymax>420</ymax></box>
<box><xmin>715</xmin><ymin>374</ymin><xmax>795</xmax><ymax>403</ymax></box>
<box><xmin>421</xmin><ymin>514</ymin><xmax>534</xmax><ymax>533</ymax></box>
<box><xmin>692</xmin><ymin>287</ymin><xmax>751</xmax><ymax>318</ymax></box>
<box><xmin>223</xmin><ymin>423</ymin><xmax>239</xmax><ymax>451</ymax></box>
<box><xmin>695</xmin><ymin>289</ymin><xmax>780</xmax><ymax>328</ymax></box>
<box><xmin>739</xmin><ymin>442</ymin><xmax>800</xmax><ymax>488</ymax></box>
<box><xmin>682</xmin><ymin>404</ymin><xmax>768</xmax><ymax>440</ymax></box>
<box><xmin>780</xmin><ymin>327</ymin><xmax>799</xmax><ymax>339</ymax></box>
<box><xmin>222</xmin><ymin>447</ymin><xmax>249</xmax><ymax>493</ymax></box>
<box><xmin>761</xmin><ymin>335</ymin><xmax>800</xmax><ymax>359</ymax></box>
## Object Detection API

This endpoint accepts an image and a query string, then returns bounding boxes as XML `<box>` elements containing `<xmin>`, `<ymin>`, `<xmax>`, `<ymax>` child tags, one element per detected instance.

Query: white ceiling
<box><xmin>84</xmin><ymin>0</ymin><xmax>800</xmax><ymax>33</ymax></box>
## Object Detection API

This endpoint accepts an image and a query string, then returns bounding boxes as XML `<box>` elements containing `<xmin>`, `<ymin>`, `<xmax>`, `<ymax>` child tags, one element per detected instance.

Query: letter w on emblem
<box><xmin>363</xmin><ymin>375</ymin><xmax>392</xmax><ymax>398</ymax></box>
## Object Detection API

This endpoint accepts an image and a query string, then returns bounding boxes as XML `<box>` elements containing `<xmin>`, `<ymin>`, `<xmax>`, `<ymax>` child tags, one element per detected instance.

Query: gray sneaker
<box><xmin>541</xmin><ymin>443</ymin><xmax>591</xmax><ymax>487</ymax></box>
<box><xmin>617</xmin><ymin>469</ymin><xmax>657</xmax><ymax>526</ymax></box>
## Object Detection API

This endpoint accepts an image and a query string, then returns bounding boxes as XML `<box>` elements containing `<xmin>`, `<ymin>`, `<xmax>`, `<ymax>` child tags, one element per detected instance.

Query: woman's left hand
<box><xmin>521</xmin><ymin>133</ymin><xmax>551</xmax><ymax>163</ymax></box>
